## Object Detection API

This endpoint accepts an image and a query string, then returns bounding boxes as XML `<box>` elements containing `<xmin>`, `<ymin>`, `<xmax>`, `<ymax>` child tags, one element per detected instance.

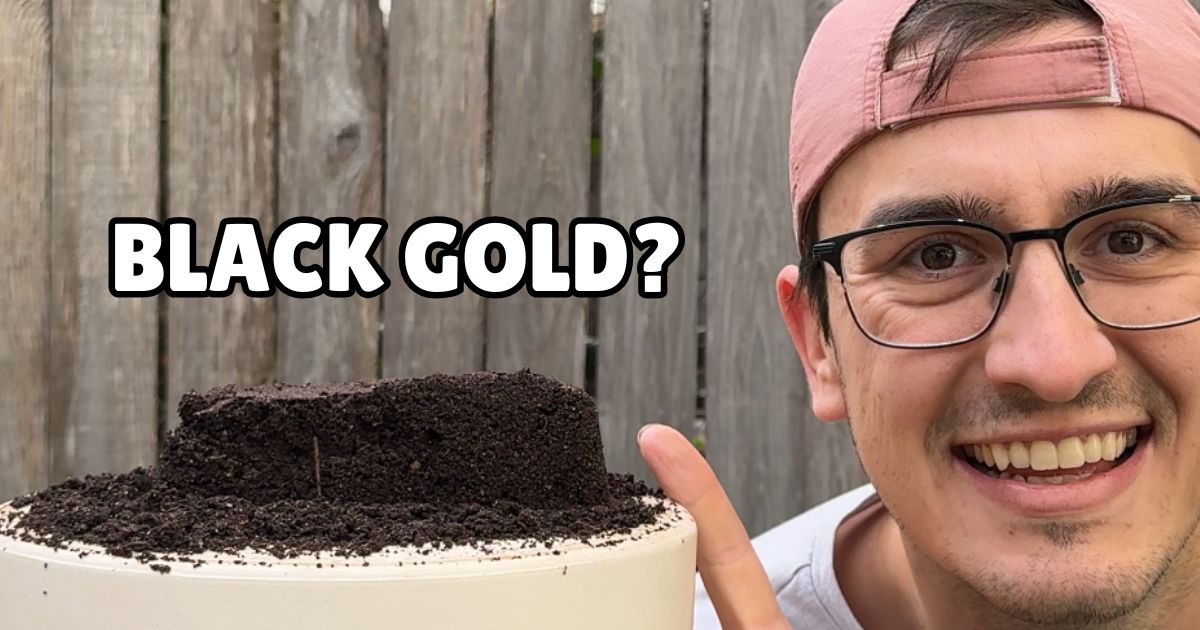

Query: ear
<box><xmin>776</xmin><ymin>264</ymin><xmax>847</xmax><ymax>422</ymax></box>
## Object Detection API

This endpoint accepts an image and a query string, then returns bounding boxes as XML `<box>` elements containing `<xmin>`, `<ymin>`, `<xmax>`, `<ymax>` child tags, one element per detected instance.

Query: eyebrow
<box><xmin>859</xmin><ymin>175</ymin><xmax>1198</xmax><ymax>230</ymax></box>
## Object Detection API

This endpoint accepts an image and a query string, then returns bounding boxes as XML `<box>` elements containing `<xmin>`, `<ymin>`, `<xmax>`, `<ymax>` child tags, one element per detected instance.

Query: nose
<box><xmin>983</xmin><ymin>242</ymin><xmax>1117</xmax><ymax>402</ymax></box>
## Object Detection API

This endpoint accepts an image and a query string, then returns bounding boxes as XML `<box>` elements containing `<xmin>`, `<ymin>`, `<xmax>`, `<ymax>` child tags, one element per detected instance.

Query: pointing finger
<box><xmin>638</xmin><ymin>424</ymin><xmax>789</xmax><ymax>630</ymax></box>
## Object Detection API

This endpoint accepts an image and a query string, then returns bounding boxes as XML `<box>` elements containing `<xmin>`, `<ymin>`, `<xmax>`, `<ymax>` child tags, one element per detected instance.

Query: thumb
<box><xmin>638</xmin><ymin>424</ymin><xmax>789</xmax><ymax>630</ymax></box>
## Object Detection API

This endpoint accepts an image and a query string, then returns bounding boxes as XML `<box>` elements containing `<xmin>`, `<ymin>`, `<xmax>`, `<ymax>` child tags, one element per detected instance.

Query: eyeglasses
<box><xmin>812</xmin><ymin>195</ymin><xmax>1200</xmax><ymax>349</ymax></box>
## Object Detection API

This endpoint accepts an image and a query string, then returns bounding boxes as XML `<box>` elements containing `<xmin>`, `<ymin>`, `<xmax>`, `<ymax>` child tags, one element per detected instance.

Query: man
<box><xmin>637</xmin><ymin>0</ymin><xmax>1200</xmax><ymax>628</ymax></box>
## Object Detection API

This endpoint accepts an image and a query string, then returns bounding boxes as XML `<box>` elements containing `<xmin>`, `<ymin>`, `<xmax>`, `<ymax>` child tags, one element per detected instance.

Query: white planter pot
<box><xmin>0</xmin><ymin>499</ymin><xmax>697</xmax><ymax>629</ymax></box>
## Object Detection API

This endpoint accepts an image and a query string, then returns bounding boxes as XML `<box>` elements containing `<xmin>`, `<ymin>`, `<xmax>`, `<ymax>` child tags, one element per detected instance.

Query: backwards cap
<box><xmin>789</xmin><ymin>0</ymin><xmax>1200</xmax><ymax>250</ymax></box>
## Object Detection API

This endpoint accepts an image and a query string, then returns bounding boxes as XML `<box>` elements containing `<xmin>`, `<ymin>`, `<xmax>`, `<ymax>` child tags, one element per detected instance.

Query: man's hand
<box><xmin>638</xmin><ymin>424</ymin><xmax>791</xmax><ymax>630</ymax></box>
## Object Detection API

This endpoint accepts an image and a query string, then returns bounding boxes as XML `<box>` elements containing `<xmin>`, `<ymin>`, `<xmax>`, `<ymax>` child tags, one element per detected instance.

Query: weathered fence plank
<box><xmin>706</xmin><ymin>0</ymin><xmax>865</xmax><ymax>536</ymax></box>
<box><xmin>381</xmin><ymin>0</ymin><xmax>488</xmax><ymax>378</ymax></box>
<box><xmin>278</xmin><ymin>0</ymin><xmax>384</xmax><ymax>384</ymax></box>
<box><xmin>0</xmin><ymin>0</ymin><xmax>50</xmax><ymax>499</ymax></box>
<box><xmin>48</xmin><ymin>0</ymin><xmax>160</xmax><ymax>481</ymax></box>
<box><xmin>166</xmin><ymin>0</ymin><xmax>276</xmax><ymax>426</ymax></box>
<box><xmin>486</xmin><ymin>0</ymin><xmax>592</xmax><ymax>386</ymax></box>
<box><xmin>597</xmin><ymin>0</ymin><xmax>703</xmax><ymax>477</ymax></box>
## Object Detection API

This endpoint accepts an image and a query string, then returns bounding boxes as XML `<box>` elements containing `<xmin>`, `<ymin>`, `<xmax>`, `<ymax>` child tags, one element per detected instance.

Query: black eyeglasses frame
<box><xmin>810</xmin><ymin>194</ymin><xmax>1200</xmax><ymax>349</ymax></box>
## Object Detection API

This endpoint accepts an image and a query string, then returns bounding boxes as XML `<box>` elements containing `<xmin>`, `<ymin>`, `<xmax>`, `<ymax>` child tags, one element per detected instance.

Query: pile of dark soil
<box><xmin>1</xmin><ymin>369</ymin><xmax>665</xmax><ymax>563</ymax></box>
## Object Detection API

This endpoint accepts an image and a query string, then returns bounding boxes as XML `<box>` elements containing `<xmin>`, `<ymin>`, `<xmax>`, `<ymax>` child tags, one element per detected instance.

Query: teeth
<box><xmin>990</xmin><ymin>444</ymin><xmax>1010</xmax><ymax>471</ymax></box>
<box><xmin>1009</xmin><ymin>442</ymin><xmax>1030</xmax><ymax>469</ymax></box>
<box><xmin>1057</xmin><ymin>437</ymin><xmax>1086</xmax><ymax>469</ymax></box>
<box><xmin>1030</xmin><ymin>441</ymin><xmax>1058</xmax><ymax>471</ymax></box>
<box><xmin>1001</xmin><ymin>471</ymin><xmax>1092</xmax><ymax>484</ymax></box>
<box><xmin>1084</xmin><ymin>434</ymin><xmax>1102</xmax><ymax>463</ymax></box>
<box><xmin>1102</xmin><ymin>432</ymin><xmax>1117</xmax><ymax>460</ymax></box>
<box><xmin>963</xmin><ymin>428</ymin><xmax>1140</xmax><ymax>475</ymax></box>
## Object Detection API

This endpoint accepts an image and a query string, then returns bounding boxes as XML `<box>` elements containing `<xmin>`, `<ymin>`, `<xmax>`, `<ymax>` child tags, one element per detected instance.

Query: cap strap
<box><xmin>876</xmin><ymin>36</ymin><xmax>1119</xmax><ymax>131</ymax></box>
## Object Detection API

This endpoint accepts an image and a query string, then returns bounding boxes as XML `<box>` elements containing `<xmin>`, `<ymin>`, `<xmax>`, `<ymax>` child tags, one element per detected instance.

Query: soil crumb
<box><xmin>2</xmin><ymin>369</ymin><xmax>664</xmax><ymax>562</ymax></box>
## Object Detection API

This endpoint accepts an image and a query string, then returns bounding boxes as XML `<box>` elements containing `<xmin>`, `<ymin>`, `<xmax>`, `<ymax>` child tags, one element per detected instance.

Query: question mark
<box><xmin>631</xmin><ymin>218</ymin><xmax>685</xmax><ymax>298</ymax></box>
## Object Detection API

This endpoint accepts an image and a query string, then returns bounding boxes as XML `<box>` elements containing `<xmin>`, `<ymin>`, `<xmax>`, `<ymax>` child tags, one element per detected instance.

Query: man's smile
<box><xmin>951</xmin><ymin>423</ymin><xmax>1152</xmax><ymax>517</ymax></box>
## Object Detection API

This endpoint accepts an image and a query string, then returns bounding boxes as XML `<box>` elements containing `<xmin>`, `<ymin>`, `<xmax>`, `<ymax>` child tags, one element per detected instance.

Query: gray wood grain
<box><xmin>0</xmin><ymin>0</ymin><xmax>50</xmax><ymax>499</ymax></box>
<box><xmin>596</xmin><ymin>0</ymin><xmax>703</xmax><ymax>477</ymax></box>
<box><xmin>166</xmin><ymin>0</ymin><xmax>276</xmax><ymax>426</ymax></box>
<box><xmin>485</xmin><ymin>0</ymin><xmax>591</xmax><ymax>386</ymax></box>
<box><xmin>278</xmin><ymin>0</ymin><xmax>383</xmax><ymax>384</ymax></box>
<box><xmin>705</xmin><ymin>0</ymin><xmax>866</xmax><ymax>536</ymax></box>
<box><xmin>381</xmin><ymin>0</ymin><xmax>488</xmax><ymax>378</ymax></box>
<box><xmin>48</xmin><ymin>0</ymin><xmax>160</xmax><ymax>481</ymax></box>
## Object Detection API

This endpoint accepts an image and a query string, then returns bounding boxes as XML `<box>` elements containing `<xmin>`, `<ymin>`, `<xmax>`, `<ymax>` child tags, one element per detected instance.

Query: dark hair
<box><xmin>792</xmin><ymin>0</ymin><xmax>1102</xmax><ymax>342</ymax></box>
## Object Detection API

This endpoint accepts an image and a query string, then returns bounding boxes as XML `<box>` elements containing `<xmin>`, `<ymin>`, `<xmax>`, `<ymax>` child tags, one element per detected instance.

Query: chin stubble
<box><xmin>1038</xmin><ymin>520</ymin><xmax>1095</xmax><ymax>549</ymax></box>
<box><xmin>887</xmin><ymin>369</ymin><xmax>1192</xmax><ymax>627</ymax></box>
<box><xmin>961</xmin><ymin>507</ymin><xmax>1200</xmax><ymax>628</ymax></box>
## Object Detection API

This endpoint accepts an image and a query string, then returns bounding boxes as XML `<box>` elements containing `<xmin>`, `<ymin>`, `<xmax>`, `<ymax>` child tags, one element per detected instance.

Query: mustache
<box><xmin>931</xmin><ymin>371</ymin><xmax>1176</xmax><ymax>445</ymax></box>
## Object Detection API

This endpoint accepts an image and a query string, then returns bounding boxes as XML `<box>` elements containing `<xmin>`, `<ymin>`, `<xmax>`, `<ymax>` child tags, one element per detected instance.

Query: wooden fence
<box><xmin>0</xmin><ymin>0</ymin><xmax>870</xmax><ymax>537</ymax></box>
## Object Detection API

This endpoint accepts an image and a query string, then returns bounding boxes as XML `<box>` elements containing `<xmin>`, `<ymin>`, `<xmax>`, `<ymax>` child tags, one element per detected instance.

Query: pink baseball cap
<box><xmin>789</xmin><ymin>0</ymin><xmax>1200</xmax><ymax>250</ymax></box>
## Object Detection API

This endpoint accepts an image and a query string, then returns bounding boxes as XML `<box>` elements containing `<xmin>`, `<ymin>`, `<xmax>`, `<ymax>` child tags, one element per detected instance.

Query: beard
<box><xmin>954</xmin><ymin>533</ymin><xmax>1183</xmax><ymax>627</ymax></box>
<box><xmin>924</xmin><ymin>370</ymin><xmax>1178</xmax><ymax>457</ymax></box>
<box><xmin>886</xmin><ymin>506</ymin><xmax>1200</xmax><ymax>629</ymax></box>
<box><xmin>943</xmin><ymin>370</ymin><xmax>1183</xmax><ymax>626</ymax></box>
<box><xmin>867</xmin><ymin>368</ymin><xmax>1200</xmax><ymax>628</ymax></box>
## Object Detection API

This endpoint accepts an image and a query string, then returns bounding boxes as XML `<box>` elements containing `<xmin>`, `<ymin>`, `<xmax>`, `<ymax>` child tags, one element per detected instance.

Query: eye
<box><xmin>900</xmin><ymin>240</ymin><xmax>983</xmax><ymax>274</ymax></box>
<box><xmin>851</xmin><ymin>226</ymin><xmax>1000</xmax><ymax>282</ymax></box>
<box><xmin>1106</xmin><ymin>230</ymin><xmax>1145</xmax><ymax>255</ymax></box>
<box><xmin>919</xmin><ymin>243</ymin><xmax>958</xmax><ymax>270</ymax></box>
<box><xmin>1088</xmin><ymin>224</ymin><xmax>1167</xmax><ymax>259</ymax></box>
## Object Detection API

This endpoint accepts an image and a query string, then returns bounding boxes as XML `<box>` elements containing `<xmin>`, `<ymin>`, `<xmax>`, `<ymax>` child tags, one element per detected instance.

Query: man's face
<box><xmin>798</xmin><ymin>104</ymin><xmax>1200</xmax><ymax>623</ymax></box>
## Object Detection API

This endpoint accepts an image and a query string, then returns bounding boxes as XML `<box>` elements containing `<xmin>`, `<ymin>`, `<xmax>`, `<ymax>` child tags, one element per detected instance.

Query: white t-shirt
<box><xmin>693</xmin><ymin>484</ymin><xmax>879</xmax><ymax>629</ymax></box>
